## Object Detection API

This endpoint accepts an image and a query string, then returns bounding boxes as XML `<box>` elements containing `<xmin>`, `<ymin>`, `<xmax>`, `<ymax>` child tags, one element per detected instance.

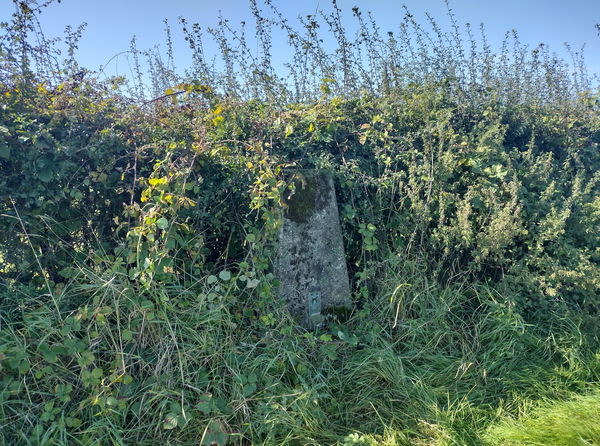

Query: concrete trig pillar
<box><xmin>275</xmin><ymin>170</ymin><xmax>352</xmax><ymax>328</ymax></box>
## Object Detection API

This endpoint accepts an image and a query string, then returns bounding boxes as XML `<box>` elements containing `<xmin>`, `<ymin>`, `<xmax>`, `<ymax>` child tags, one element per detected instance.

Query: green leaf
<box><xmin>39</xmin><ymin>344</ymin><xmax>58</xmax><ymax>363</ymax></box>
<box><xmin>140</xmin><ymin>299</ymin><xmax>154</xmax><ymax>310</ymax></box>
<box><xmin>18</xmin><ymin>359</ymin><xmax>30</xmax><ymax>374</ymax></box>
<box><xmin>77</xmin><ymin>351</ymin><xmax>95</xmax><ymax>367</ymax></box>
<box><xmin>321</xmin><ymin>343</ymin><xmax>338</xmax><ymax>360</ymax></box>
<box><xmin>246</xmin><ymin>278</ymin><xmax>260</xmax><ymax>289</ymax></box>
<box><xmin>0</xmin><ymin>143</ymin><xmax>10</xmax><ymax>160</ymax></box>
<box><xmin>58</xmin><ymin>267</ymin><xmax>76</xmax><ymax>279</ymax></box>
<box><xmin>156</xmin><ymin>218</ymin><xmax>169</xmax><ymax>230</ymax></box>
<box><xmin>38</xmin><ymin>168</ymin><xmax>53</xmax><ymax>183</ymax></box>
<box><xmin>177</xmin><ymin>414</ymin><xmax>189</xmax><ymax>427</ymax></box>
<box><xmin>162</xmin><ymin>413</ymin><xmax>178</xmax><ymax>430</ymax></box>
<box><xmin>65</xmin><ymin>417</ymin><xmax>82</xmax><ymax>428</ymax></box>
<box><xmin>122</xmin><ymin>329</ymin><xmax>133</xmax><ymax>341</ymax></box>
<box><xmin>202</xmin><ymin>421</ymin><xmax>228</xmax><ymax>446</ymax></box>
<box><xmin>218</xmin><ymin>270</ymin><xmax>231</xmax><ymax>281</ymax></box>
<box><xmin>242</xmin><ymin>383</ymin><xmax>256</xmax><ymax>396</ymax></box>
<box><xmin>207</xmin><ymin>275</ymin><xmax>218</xmax><ymax>284</ymax></box>
<box><xmin>197</xmin><ymin>394</ymin><xmax>213</xmax><ymax>414</ymax></box>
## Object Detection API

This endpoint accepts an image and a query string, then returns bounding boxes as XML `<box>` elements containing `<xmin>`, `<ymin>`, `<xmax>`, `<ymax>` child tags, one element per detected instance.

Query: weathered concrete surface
<box><xmin>275</xmin><ymin>170</ymin><xmax>352</xmax><ymax>327</ymax></box>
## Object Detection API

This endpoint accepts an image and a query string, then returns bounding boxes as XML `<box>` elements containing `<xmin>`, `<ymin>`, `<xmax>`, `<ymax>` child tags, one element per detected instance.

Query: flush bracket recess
<box><xmin>308</xmin><ymin>290</ymin><xmax>324</xmax><ymax>328</ymax></box>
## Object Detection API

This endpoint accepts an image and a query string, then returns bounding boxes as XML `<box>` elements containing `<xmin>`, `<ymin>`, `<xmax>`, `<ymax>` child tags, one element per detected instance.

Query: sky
<box><xmin>2</xmin><ymin>0</ymin><xmax>599</xmax><ymax>81</ymax></box>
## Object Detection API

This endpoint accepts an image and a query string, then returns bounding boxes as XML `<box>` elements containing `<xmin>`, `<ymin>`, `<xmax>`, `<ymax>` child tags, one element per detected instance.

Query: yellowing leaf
<box><xmin>148</xmin><ymin>177</ymin><xmax>167</xmax><ymax>187</ymax></box>
<box><xmin>285</xmin><ymin>124</ymin><xmax>294</xmax><ymax>137</ymax></box>
<box><xmin>163</xmin><ymin>413</ymin><xmax>178</xmax><ymax>430</ymax></box>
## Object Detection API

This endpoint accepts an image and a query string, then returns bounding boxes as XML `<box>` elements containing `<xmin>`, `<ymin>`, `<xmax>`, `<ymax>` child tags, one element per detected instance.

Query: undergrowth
<box><xmin>1</xmin><ymin>0</ymin><xmax>599</xmax><ymax>445</ymax></box>
<box><xmin>2</xmin><ymin>261</ymin><xmax>600</xmax><ymax>445</ymax></box>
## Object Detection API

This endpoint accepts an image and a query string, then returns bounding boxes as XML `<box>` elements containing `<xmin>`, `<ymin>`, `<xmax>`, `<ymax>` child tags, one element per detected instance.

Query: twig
<box><xmin>141</xmin><ymin>89</ymin><xmax>186</xmax><ymax>106</ymax></box>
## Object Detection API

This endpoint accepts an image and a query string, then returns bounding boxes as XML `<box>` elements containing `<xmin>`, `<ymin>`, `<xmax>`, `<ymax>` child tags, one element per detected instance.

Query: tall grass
<box><xmin>2</xmin><ymin>254</ymin><xmax>599</xmax><ymax>444</ymax></box>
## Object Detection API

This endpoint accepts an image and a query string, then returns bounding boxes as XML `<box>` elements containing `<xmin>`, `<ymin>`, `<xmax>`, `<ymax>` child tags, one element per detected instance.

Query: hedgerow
<box><xmin>1</xmin><ymin>1</ymin><xmax>599</xmax><ymax>445</ymax></box>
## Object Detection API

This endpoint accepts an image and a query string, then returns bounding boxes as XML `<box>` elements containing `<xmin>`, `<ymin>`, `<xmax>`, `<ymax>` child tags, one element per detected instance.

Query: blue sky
<box><xmin>2</xmin><ymin>0</ymin><xmax>599</xmax><ymax>80</ymax></box>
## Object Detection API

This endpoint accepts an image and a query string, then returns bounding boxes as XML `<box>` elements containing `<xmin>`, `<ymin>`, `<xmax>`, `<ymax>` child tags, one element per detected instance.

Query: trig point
<box><xmin>275</xmin><ymin>170</ymin><xmax>352</xmax><ymax>328</ymax></box>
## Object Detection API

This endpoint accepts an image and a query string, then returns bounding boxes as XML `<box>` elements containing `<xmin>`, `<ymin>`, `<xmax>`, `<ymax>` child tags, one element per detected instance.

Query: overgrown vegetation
<box><xmin>1</xmin><ymin>1</ymin><xmax>599</xmax><ymax>445</ymax></box>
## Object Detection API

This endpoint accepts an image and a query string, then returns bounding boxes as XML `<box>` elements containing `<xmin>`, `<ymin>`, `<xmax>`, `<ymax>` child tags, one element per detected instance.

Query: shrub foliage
<box><xmin>1</xmin><ymin>1</ymin><xmax>599</xmax><ymax>445</ymax></box>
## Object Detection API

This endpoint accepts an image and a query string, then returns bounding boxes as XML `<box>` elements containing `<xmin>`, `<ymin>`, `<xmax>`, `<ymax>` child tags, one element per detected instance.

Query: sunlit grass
<box><xmin>485</xmin><ymin>390</ymin><xmax>600</xmax><ymax>446</ymax></box>
<box><xmin>3</xmin><ymin>258</ymin><xmax>599</xmax><ymax>445</ymax></box>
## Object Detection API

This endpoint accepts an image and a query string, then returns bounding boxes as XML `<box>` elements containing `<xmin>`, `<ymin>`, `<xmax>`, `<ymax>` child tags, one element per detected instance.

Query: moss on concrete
<box><xmin>283</xmin><ymin>171</ymin><xmax>318</xmax><ymax>223</ymax></box>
